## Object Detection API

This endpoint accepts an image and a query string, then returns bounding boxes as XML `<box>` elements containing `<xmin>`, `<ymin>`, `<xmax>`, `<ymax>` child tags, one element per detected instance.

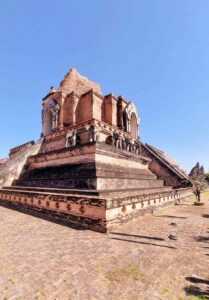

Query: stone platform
<box><xmin>0</xmin><ymin>185</ymin><xmax>192</xmax><ymax>232</ymax></box>
<box><xmin>15</xmin><ymin>142</ymin><xmax>165</xmax><ymax>190</ymax></box>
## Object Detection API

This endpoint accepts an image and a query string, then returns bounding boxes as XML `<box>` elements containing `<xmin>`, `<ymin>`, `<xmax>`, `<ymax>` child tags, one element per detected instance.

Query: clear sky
<box><xmin>0</xmin><ymin>0</ymin><xmax>208</xmax><ymax>172</ymax></box>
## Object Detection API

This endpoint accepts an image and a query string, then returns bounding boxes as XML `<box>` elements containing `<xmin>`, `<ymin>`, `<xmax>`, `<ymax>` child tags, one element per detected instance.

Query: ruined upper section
<box><xmin>59</xmin><ymin>68</ymin><xmax>102</xmax><ymax>96</ymax></box>
<box><xmin>0</xmin><ymin>158</ymin><xmax>8</xmax><ymax>166</ymax></box>
<box><xmin>9</xmin><ymin>141</ymin><xmax>35</xmax><ymax>158</ymax></box>
<box><xmin>0</xmin><ymin>140</ymin><xmax>42</xmax><ymax>187</ymax></box>
<box><xmin>42</xmin><ymin>68</ymin><xmax>140</xmax><ymax>141</ymax></box>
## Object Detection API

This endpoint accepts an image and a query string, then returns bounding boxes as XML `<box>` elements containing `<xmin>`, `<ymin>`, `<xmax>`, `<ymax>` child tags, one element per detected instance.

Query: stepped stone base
<box><xmin>0</xmin><ymin>142</ymin><xmax>193</xmax><ymax>232</ymax></box>
<box><xmin>0</xmin><ymin>186</ymin><xmax>192</xmax><ymax>232</ymax></box>
<box><xmin>15</xmin><ymin>143</ymin><xmax>164</xmax><ymax>190</ymax></box>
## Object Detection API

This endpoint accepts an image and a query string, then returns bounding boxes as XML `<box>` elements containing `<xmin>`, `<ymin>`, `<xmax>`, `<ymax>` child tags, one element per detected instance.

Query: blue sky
<box><xmin>0</xmin><ymin>0</ymin><xmax>208</xmax><ymax>172</ymax></box>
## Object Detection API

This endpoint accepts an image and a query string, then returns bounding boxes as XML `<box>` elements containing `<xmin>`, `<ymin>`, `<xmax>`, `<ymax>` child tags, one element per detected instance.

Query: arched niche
<box><xmin>43</xmin><ymin>99</ymin><xmax>60</xmax><ymax>136</ymax></box>
<box><xmin>62</xmin><ymin>93</ymin><xmax>79</xmax><ymax>127</ymax></box>
<box><xmin>124</xmin><ymin>102</ymin><xmax>140</xmax><ymax>139</ymax></box>
<box><xmin>130</xmin><ymin>112</ymin><xmax>138</xmax><ymax>139</ymax></box>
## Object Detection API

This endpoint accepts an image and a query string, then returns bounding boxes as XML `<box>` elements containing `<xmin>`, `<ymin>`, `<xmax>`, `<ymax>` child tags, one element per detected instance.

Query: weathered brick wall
<box><xmin>102</xmin><ymin>94</ymin><xmax>117</xmax><ymax>126</ymax></box>
<box><xmin>76</xmin><ymin>91</ymin><xmax>93</xmax><ymax>123</ymax></box>
<box><xmin>60</xmin><ymin>68</ymin><xmax>102</xmax><ymax>96</ymax></box>
<box><xmin>62</xmin><ymin>93</ymin><xmax>75</xmax><ymax>127</ymax></box>
<box><xmin>93</xmin><ymin>93</ymin><xmax>103</xmax><ymax>121</ymax></box>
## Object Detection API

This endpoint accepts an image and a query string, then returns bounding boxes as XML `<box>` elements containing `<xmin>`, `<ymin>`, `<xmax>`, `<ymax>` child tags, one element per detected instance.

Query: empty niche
<box><xmin>132</xmin><ymin>203</ymin><xmax>136</xmax><ymax>210</ymax></box>
<box><xmin>122</xmin><ymin>205</ymin><xmax>127</xmax><ymax>213</ymax></box>
<box><xmin>67</xmin><ymin>203</ymin><xmax>71</xmax><ymax>211</ymax></box>
<box><xmin>79</xmin><ymin>205</ymin><xmax>85</xmax><ymax>214</ymax></box>
<box><xmin>56</xmin><ymin>202</ymin><xmax>59</xmax><ymax>209</ymax></box>
<box><xmin>113</xmin><ymin>200</ymin><xmax>118</xmax><ymax>207</ymax></box>
<box><xmin>46</xmin><ymin>201</ymin><xmax>50</xmax><ymax>208</ymax></box>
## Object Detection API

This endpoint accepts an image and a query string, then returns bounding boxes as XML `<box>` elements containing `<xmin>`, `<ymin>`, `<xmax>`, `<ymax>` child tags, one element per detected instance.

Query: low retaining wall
<box><xmin>106</xmin><ymin>188</ymin><xmax>193</xmax><ymax>229</ymax></box>
<box><xmin>0</xmin><ymin>189</ymin><xmax>106</xmax><ymax>232</ymax></box>
<box><xmin>0</xmin><ymin>187</ymin><xmax>193</xmax><ymax>232</ymax></box>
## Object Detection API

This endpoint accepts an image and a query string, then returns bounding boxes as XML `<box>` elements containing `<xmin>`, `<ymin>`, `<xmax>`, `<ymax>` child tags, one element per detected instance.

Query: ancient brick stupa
<box><xmin>0</xmin><ymin>68</ymin><xmax>192</xmax><ymax>232</ymax></box>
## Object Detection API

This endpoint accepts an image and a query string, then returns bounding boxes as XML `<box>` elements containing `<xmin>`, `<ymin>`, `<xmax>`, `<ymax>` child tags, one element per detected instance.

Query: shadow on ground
<box><xmin>110</xmin><ymin>232</ymin><xmax>165</xmax><ymax>241</ymax></box>
<box><xmin>195</xmin><ymin>236</ymin><xmax>209</xmax><ymax>243</ymax></box>
<box><xmin>184</xmin><ymin>276</ymin><xmax>209</xmax><ymax>299</ymax></box>
<box><xmin>186</xmin><ymin>277</ymin><xmax>209</xmax><ymax>285</ymax></box>
<box><xmin>109</xmin><ymin>232</ymin><xmax>176</xmax><ymax>249</ymax></box>
<box><xmin>0</xmin><ymin>201</ymin><xmax>87</xmax><ymax>232</ymax></box>
<box><xmin>155</xmin><ymin>215</ymin><xmax>187</xmax><ymax>219</ymax></box>
<box><xmin>202</xmin><ymin>214</ymin><xmax>209</xmax><ymax>219</ymax></box>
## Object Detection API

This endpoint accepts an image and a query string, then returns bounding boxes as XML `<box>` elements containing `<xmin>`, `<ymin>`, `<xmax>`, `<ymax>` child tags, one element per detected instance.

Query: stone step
<box><xmin>99</xmin><ymin>186</ymin><xmax>173</xmax><ymax>199</ymax></box>
<box><xmin>2</xmin><ymin>186</ymin><xmax>100</xmax><ymax>198</ymax></box>
<box><xmin>3</xmin><ymin>185</ymin><xmax>172</xmax><ymax>199</ymax></box>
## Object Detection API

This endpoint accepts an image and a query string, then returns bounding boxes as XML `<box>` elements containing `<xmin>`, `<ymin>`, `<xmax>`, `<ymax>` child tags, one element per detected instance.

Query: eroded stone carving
<box><xmin>66</xmin><ymin>130</ymin><xmax>77</xmax><ymax>148</ymax></box>
<box><xmin>50</xmin><ymin>102</ymin><xmax>60</xmax><ymax>130</ymax></box>
<box><xmin>89</xmin><ymin>126</ymin><xmax>97</xmax><ymax>143</ymax></box>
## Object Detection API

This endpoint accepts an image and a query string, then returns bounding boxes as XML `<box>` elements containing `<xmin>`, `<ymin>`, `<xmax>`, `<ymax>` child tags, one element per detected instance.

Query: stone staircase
<box><xmin>0</xmin><ymin>141</ymin><xmax>42</xmax><ymax>188</ymax></box>
<box><xmin>0</xmin><ymin>140</ymin><xmax>182</xmax><ymax>232</ymax></box>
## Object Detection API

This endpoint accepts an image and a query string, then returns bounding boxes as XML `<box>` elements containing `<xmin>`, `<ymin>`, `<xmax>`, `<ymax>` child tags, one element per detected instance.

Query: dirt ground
<box><xmin>0</xmin><ymin>192</ymin><xmax>208</xmax><ymax>300</ymax></box>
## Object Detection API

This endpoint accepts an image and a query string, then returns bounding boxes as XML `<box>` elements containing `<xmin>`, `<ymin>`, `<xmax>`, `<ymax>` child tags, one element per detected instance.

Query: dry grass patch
<box><xmin>105</xmin><ymin>263</ymin><xmax>144</xmax><ymax>284</ymax></box>
<box><xmin>203</xmin><ymin>190</ymin><xmax>209</xmax><ymax>199</ymax></box>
